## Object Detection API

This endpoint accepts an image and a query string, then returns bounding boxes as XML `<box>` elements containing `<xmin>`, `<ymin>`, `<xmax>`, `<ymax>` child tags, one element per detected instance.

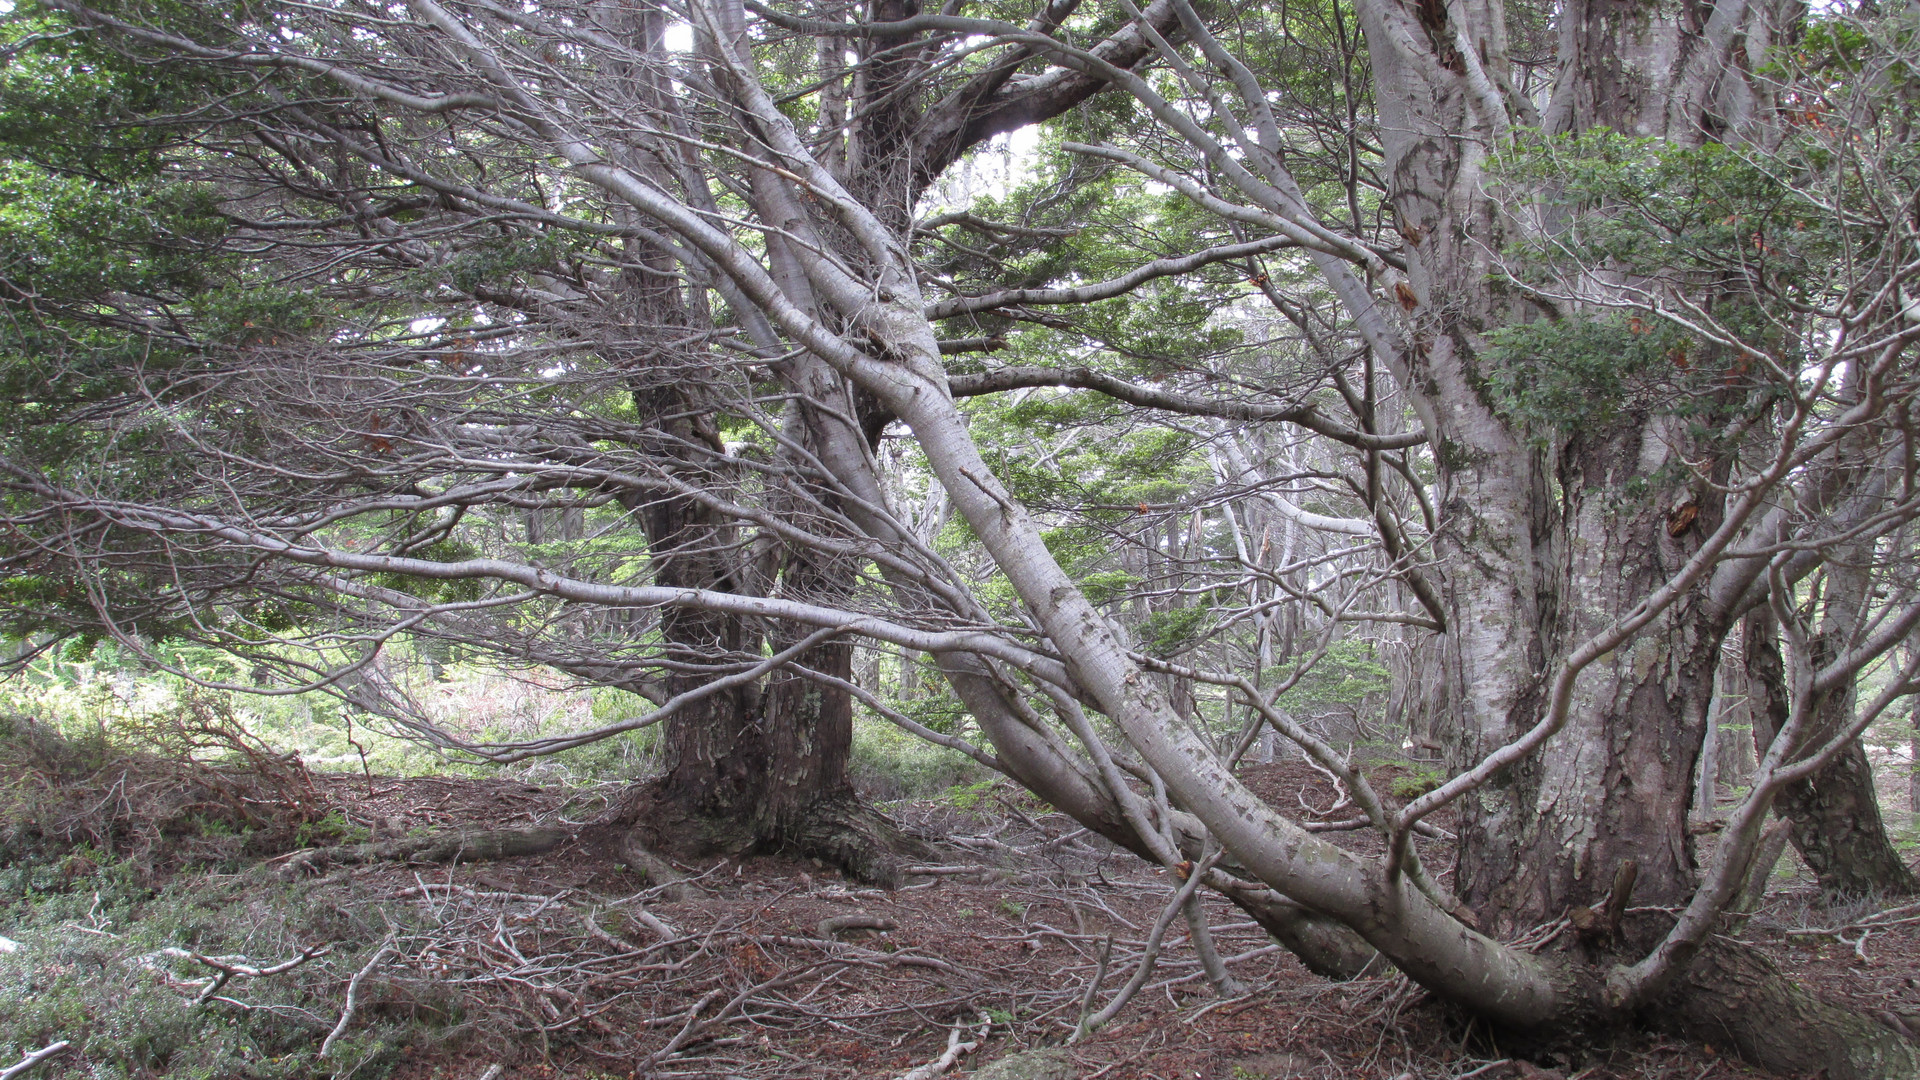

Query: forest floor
<box><xmin>2</xmin><ymin>745</ymin><xmax>1917</xmax><ymax>1080</ymax></box>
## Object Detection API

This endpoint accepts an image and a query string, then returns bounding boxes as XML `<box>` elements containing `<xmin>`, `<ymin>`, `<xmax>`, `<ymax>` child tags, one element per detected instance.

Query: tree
<box><xmin>4</xmin><ymin>0</ymin><xmax>1920</xmax><ymax>1073</ymax></box>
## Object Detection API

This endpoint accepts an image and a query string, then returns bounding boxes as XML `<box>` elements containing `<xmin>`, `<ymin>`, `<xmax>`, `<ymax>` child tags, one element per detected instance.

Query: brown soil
<box><xmin>284</xmin><ymin>763</ymin><xmax>1913</xmax><ymax>1080</ymax></box>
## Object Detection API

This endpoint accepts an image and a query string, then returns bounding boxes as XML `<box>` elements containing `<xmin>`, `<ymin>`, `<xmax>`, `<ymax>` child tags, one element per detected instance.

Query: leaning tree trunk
<box><xmin>665</xmin><ymin>0</ymin><xmax>1916</xmax><ymax>1068</ymax></box>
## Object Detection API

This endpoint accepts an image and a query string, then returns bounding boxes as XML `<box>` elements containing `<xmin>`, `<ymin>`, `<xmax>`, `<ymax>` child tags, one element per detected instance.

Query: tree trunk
<box><xmin>1909</xmin><ymin>641</ymin><xmax>1920</xmax><ymax>815</ymax></box>
<box><xmin>1745</xmin><ymin>610</ymin><xmax>1918</xmax><ymax>897</ymax></box>
<box><xmin>1449</xmin><ymin>417</ymin><xmax>1721</xmax><ymax>935</ymax></box>
<box><xmin>1644</xmin><ymin>918</ymin><xmax>1920</xmax><ymax>1079</ymax></box>
<box><xmin>632</xmin><ymin>382</ymin><xmax>770</xmax><ymax>853</ymax></box>
<box><xmin>626</xmin><ymin>402</ymin><xmax>914</xmax><ymax>884</ymax></box>
<box><xmin>621</xmin><ymin>258</ymin><xmax>900</xmax><ymax>881</ymax></box>
<box><xmin>1335</xmin><ymin>0</ymin><xmax>1917</xmax><ymax>1065</ymax></box>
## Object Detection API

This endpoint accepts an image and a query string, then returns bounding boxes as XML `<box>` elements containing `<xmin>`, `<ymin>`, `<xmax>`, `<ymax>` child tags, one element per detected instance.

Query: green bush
<box><xmin>848</xmin><ymin>715</ymin><xmax>988</xmax><ymax>801</ymax></box>
<box><xmin>1391</xmin><ymin>766</ymin><xmax>1444</xmax><ymax>799</ymax></box>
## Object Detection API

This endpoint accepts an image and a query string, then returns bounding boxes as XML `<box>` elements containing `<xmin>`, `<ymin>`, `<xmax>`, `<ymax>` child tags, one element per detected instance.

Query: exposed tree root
<box><xmin>778</xmin><ymin>795</ymin><xmax>933</xmax><ymax>889</ymax></box>
<box><xmin>613</xmin><ymin>781</ymin><xmax>931</xmax><ymax>889</ymax></box>
<box><xmin>1647</xmin><ymin>932</ymin><xmax>1920</xmax><ymax>1080</ymax></box>
<box><xmin>1469</xmin><ymin>913</ymin><xmax>1920</xmax><ymax>1080</ymax></box>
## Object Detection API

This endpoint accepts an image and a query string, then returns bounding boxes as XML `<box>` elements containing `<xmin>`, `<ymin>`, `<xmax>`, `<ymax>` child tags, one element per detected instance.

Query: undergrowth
<box><xmin>0</xmin><ymin>714</ymin><xmax>451</xmax><ymax>1080</ymax></box>
<box><xmin>0</xmin><ymin>703</ymin><xmax>336</xmax><ymax>877</ymax></box>
<box><xmin>0</xmin><ymin>872</ymin><xmax>429</xmax><ymax>1080</ymax></box>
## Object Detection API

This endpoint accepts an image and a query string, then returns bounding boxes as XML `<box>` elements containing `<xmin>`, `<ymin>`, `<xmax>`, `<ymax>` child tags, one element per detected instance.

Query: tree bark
<box><xmin>1909</xmin><ymin>641</ymin><xmax>1920</xmax><ymax>815</ymax></box>
<box><xmin>1648</xmin><ymin>927</ymin><xmax>1920</xmax><ymax>1079</ymax></box>
<box><xmin>1450</xmin><ymin>416</ymin><xmax>1722</xmax><ymax>934</ymax></box>
<box><xmin>276</xmin><ymin>828</ymin><xmax>569</xmax><ymax>877</ymax></box>
<box><xmin>1745</xmin><ymin>610</ymin><xmax>1918</xmax><ymax>897</ymax></box>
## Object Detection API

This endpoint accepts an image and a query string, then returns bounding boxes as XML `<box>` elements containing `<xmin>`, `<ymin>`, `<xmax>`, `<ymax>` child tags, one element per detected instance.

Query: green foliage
<box><xmin>440</xmin><ymin>229</ymin><xmax>587</xmax><ymax>295</ymax></box>
<box><xmin>290</xmin><ymin>809</ymin><xmax>368</xmax><ymax>850</ymax></box>
<box><xmin>1078</xmin><ymin>570</ymin><xmax>1142</xmax><ymax>606</ymax></box>
<box><xmin>848</xmin><ymin>715</ymin><xmax>987</xmax><ymax>802</ymax></box>
<box><xmin>1483</xmin><ymin>120</ymin><xmax>1914</xmax><ymax>437</ymax></box>
<box><xmin>1273</xmin><ymin>639</ymin><xmax>1390</xmax><ymax>712</ymax></box>
<box><xmin>1137</xmin><ymin>606</ymin><xmax>1214</xmax><ymax>659</ymax></box>
<box><xmin>367</xmin><ymin>538</ymin><xmax>484</xmax><ymax>604</ymax></box>
<box><xmin>0</xmin><ymin>875</ymin><xmax>425</xmax><ymax>1080</ymax></box>
<box><xmin>1493</xmin><ymin>130</ymin><xmax>1862</xmax><ymax>295</ymax></box>
<box><xmin>1390</xmin><ymin>765</ymin><xmax>1443</xmax><ymax>799</ymax></box>
<box><xmin>938</xmin><ymin>779</ymin><xmax>997</xmax><ymax>810</ymax></box>
<box><xmin>1480</xmin><ymin>313</ymin><xmax>1694</xmax><ymax>439</ymax></box>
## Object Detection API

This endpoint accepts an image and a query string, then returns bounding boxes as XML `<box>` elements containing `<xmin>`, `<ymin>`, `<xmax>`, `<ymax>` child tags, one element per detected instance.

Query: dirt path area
<box><xmin>270</xmin><ymin>763</ymin><xmax>1915</xmax><ymax>1080</ymax></box>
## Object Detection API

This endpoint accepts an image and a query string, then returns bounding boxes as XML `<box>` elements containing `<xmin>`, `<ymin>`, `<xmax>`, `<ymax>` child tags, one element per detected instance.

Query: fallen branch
<box><xmin>817</xmin><ymin>913</ymin><xmax>896</xmax><ymax>939</ymax></box>
<box><xmin>0</xmin><ymin>1042</ymin><xmax>69</xmax><ymax>1080</ymax></box>
<box><xmin>274</xmin><ymin>828</ymin><xmax>570</xmax><ymax>878</ymax></box>
<box><xmin>1784</xmin><ymin>899</ymin><xmax>1920</xmax><ymax>939</ymax></box>
<box><xmin>894</xmin><ymin>1014</ymin><xmax>991</xmax><ymax>1080</ymax></box>
<box><xmin>160</xmin><ymin>943</ymin><xmax>332</xmax><ymax>1004</ymax></box>
<box><xmin>754</xmin><ymin>934</ymin><xmax>969</xmax><ymax>978</ymax></box>
<box><xmin>617</xmin><ymin>833</ymin><xmax>704</xmax><ymax>902</ymax></box>
<box><xmin>1072</xmin><ymin>935</ymin><xmax>1114</xmax><ymax>1042</ymax></box>
<box><xmin>1302</xmin><ymin>816</ymin><xmax>1454</xmax><ymax>840</ymax></box>
<box><xmin>634</xmin><ymin>962</ymin><xmax>839</xmax><ymax>1071</ymax></box>
<box><xmin>321</xmin><ymin>939</ymin><xmax>395</xmax><ymax>1058</ymax></box>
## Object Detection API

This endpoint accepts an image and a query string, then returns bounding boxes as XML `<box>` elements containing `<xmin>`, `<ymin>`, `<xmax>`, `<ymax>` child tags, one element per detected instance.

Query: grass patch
<box><xmin>0</xmin><ymin>861</ymin><xmax>437</xmax><ymax>1080</ymax></box>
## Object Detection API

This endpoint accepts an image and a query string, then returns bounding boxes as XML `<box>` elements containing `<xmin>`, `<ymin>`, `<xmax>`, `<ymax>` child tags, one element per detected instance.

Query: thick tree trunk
<box><xmin>1909</xmin><ymin>642</ymin><xmax>1920</xmax><ymax>816</ymax></box>
<box><xmin>1451</xmin><ymin>418</ymin><xmax>1721</xmax><ymax>934</ymax></box>
<box><xmin>634</xmin><ymin>475</ymin><xmax>911</xmax><ymax>882</ymax></box>
<box><xmin>634</xmin><ymin>394</ymin><xmax>773</xmax><ymax>852</ymax></box>
<box><xmin>756</xmin><ymin>531</ymin><xmax>920</xmax><ymax>886</ymax></box>
<box><xmin>1771</xmin><ymin>739</ymin><xmax>1916</xmax><ymax>898</ymax></box>
<box><xmin>624</xmin><ymin>363</ymin><xmax>901</xmax><ymax>881</ymax></box>
<box><xmin>1333</xmin><ymin>0</ymin><xmax>1918</xmax><ymax>1067</ymax></box>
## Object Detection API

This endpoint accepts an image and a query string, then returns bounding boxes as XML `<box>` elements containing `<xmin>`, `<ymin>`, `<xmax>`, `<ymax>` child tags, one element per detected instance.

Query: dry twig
<box><xmin>0</xmin><ymin>1042</ymin><xmax>70</xmax><ymax>1080</ymax></box>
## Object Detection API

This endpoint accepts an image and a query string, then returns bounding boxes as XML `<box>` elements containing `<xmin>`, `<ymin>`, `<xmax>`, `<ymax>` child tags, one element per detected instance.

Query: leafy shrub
<box><xmin>1391</xmin><ymin>766</ymin><xmax>1444</xmax><ymax>799</ymax></box>
<box><xmin>848</xmin><ymin>715</ymin><xmax>988</xmax><ymax>801</ymax></box>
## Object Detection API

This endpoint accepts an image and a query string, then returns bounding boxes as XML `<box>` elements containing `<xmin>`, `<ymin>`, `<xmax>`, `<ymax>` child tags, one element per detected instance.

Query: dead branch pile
<box><xmin>0</xmin><ymin>699</ymin><xmax>331</xmax><ymax>873</ymax></box>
